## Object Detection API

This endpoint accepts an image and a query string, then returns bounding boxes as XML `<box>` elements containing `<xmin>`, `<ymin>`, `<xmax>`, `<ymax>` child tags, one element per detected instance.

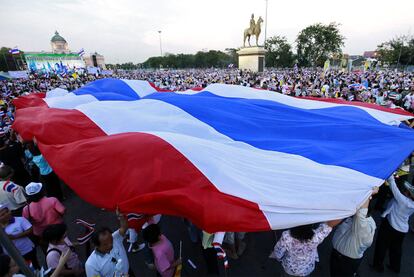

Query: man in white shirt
<box><xmin>330</xmin><ymin>187</ymin><xmax>378</xmax><ymax>276</ymax></box>
<box><xmin>0</xmin><ymin>204</ymin><xmax>39</xmax><ymax>269</ymax></box>
<box><xmin>85</xmin><ymin>210</ymin><xmax>131</xmax><ymax>277</ymax></box>
<box><xmin>372</xmin><ymin>175</ymin><xmax>414</xmax><ymax>273</ymax></box>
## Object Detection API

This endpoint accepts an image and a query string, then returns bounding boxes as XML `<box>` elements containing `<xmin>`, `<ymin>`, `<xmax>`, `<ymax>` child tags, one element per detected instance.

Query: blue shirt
<box><xmin>32</xmin><ymin>154</ymin><xmax>53</xmax><ymax>175</ymax></box>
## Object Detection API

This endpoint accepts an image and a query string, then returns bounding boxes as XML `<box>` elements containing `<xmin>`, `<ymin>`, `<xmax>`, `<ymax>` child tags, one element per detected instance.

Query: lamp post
<box><xmin>264</xmin><ymin>0</ymin><xmax>268</xmax><ymax>46</ymax></box>
<box><xmin>158</xmin><ymin>30</ymin><xmax>163</xmax><ymax>57</ymax></box>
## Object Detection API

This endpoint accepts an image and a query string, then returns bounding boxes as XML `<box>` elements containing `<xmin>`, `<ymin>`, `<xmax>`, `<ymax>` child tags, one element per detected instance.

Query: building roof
<box><xmin>51</xmin><ymin>31</ymin><xmax>67</xmax><ymax>43</ymax></box>
<box><xmin>363</xmin><ymin>51</ymin><xmax>377</xmax><ymax>58</ymax></box>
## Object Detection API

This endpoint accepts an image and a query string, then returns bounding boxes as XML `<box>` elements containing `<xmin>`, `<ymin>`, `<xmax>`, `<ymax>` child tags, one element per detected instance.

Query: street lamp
<box><xmin>264</xmin><ymin>0</ymin><xmax>268</xmax><ymax>46</ymax></box>
<box><xmin>158</xmin><ymin>30</ymin><xmax>163</xmax><ymax>57</ymax></box>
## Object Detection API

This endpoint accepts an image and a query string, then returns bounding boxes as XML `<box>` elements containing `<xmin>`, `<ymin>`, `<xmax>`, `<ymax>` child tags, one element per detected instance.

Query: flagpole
<box><xmin>158</xmin><ymin>30</ymin><xmax>163</xmax><ymax>57</ymax></box>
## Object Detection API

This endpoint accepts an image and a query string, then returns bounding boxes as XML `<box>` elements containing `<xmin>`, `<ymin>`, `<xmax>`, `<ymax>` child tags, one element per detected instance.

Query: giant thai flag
<box><xmin>12</xmin><ymin>78</ymin><xmax>414</xmax><ymax>232</ymax></box>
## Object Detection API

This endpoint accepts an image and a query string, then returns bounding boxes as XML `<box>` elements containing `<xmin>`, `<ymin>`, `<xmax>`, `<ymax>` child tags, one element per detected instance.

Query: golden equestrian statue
<box><xmin>243</xmin><ymin>14</ymin><xmax>264</xmax><ymax>47</ymax></box>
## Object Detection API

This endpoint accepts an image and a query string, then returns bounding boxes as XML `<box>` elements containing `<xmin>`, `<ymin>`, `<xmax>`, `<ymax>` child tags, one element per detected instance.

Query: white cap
<box><xmin>0</xmin><ymin>203</ymin><xmax>8</xmax><ymax>210</ymax></box>
<box><xmin>25</xmin><ymin>182</ymin><xmax>43</xmax><ymax>196</ymax></box>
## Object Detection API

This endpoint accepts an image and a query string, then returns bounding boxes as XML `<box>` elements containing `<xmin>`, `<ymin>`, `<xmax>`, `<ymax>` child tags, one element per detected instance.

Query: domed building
<box><xmin>51</xmin><ymin>31</ymin><xmax>70</xmax><ymax>54</ymax></box>
<box><xmin>24</xmin><ymin>30</ymin><xmax>106</xmax><ymax>72</ymax></box>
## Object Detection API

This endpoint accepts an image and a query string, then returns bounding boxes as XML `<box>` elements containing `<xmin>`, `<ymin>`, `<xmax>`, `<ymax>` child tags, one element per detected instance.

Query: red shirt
<box><xmin>22</xmin><ymin>196</ymin><xmax>65</xmax><ymax>236</ymax></box>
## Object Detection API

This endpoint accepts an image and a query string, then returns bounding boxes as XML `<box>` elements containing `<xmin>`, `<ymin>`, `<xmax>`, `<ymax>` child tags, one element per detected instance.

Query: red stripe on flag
<box><xmin>300</xmin><ymin>97</ymin><xmax>414</xmax><ymax>117</ymax></box>
<box><xmin>12</xmin><ymin>106</ymin><xmax>105</xmax><ymax>144</ymax></box>
<box><xmin>12</xmin><ymin>93</ymin><xmax>47</xmax><ymax>110</ymax></box>
<box><xmin>148</xmin><ymin>82</ymin><xmax>172</xmax><ymax>92</ymax></box>
<box><xmin>13</xmin><ymin>107</ymin><xmax>270</xmax><ymax>232</ymax></box>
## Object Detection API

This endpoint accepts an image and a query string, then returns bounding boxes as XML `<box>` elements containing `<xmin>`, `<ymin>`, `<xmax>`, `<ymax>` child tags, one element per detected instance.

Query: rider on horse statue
<box><xmin>243</xmin><ymin>14</ymin><xmax>263</xmax><ymax>47</ymax></box>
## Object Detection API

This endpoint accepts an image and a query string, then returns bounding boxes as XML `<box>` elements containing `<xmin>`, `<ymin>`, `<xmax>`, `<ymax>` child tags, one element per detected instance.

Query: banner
<box><xmin>8</xmin><ymin>71</ymin><xmax>29</xmax><ymax>79</ymax></box>
<box><xmin>101</xmin><ymin>70</ymin><xmax>113</xmax><ymax>75</ymax></box>
<box><xmin>87</xmin><ymin>67</ymin><xmax>99</xmax><ymax>75</ymax></box>
<box><xmin>25</xmin><ymin>53</ymin><xmax>85</xmax><ymax>73</ymax></box>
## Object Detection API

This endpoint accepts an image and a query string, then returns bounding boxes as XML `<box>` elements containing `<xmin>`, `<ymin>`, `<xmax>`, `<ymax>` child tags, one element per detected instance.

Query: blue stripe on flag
<box><xmin>146</xmin><ymin>91</ymin><xmax>414</xmax><ymax>179</ymax></box>
<box><xmin>72</xmin><ymin>78</ymin><xmax>140</xmax><ymax>101</ymax></box>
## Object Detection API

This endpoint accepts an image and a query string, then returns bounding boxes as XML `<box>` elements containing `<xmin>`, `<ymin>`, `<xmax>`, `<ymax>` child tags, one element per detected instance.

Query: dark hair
<box><xmin>26</xmin><ymin>141</ymin><xmax>41</xmax><ymax>156</ymax></box>
<box><xmin>0</xmin><ymin>136</ymin><xmax>6</xmax><ymax>148</ymax></box>
<box><xmin>289</xmin><ymin>224</ymin><xmax>315</xmax><ymax>242</ymax></box>
<box><xmin>0</xmin><ymin>165</ymin><xmax>13</xmax><ymax>180</ymax></box>
<box><xmin>142</xmin><ymin>224</ymin><xmax>161</xmax><ymax>244</ymax></box>
<box><xmin>26</xmin><ymin>190</ymin><xmax>44</xmax><ymax>203</ymax></box>
<box><xmin>43</xmin><ymin>223</ymin><xmax>67</xmax><ymax>244</ymax></box>
<box><xmin>91</xmin><ymin>227</ymin><xmax>112</xmax><ymax>247</ymax></box>
<box><xmin>0</xmin><ymin>254</ymin><xmax>11</xmax><ymax>277</ymax></box>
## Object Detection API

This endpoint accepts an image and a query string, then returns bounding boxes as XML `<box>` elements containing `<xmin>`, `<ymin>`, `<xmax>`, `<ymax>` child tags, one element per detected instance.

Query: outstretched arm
<box><xmin>116</xmin><ymin>208</ymin><xmax>128</xmax><ymax>237</ymax></box>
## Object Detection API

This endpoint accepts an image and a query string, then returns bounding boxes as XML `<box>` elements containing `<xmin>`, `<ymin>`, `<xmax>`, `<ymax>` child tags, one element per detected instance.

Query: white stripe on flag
<box><xmin>121</xmin><ymin>79</ymin><xmax>158</xmax><ymax>98</ymax></box>
<box><xmin>194</xmin><ymin>84</ymin><xmax>412</xmax><ymax>124</ymax></box>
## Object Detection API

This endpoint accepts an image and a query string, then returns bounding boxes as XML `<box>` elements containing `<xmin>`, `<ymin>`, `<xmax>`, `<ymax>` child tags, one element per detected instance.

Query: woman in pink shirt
<box><xmin>43</xmin><ymin>223</ymin><xmax>84</xmax><ymax>276</ymax></box>
<box><xmin>143</xmin><ymin>224</ymin><xmax>181</xmax><ymax>277</ymax></box>
<box><xmin>22</xmin><ymin>182</ymin><xmax>65</xmax><ymax>240</ymax></box>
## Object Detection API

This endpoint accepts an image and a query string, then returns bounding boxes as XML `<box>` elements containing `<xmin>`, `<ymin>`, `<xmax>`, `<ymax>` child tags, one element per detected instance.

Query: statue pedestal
<box><xmin>237</xmin><ymin>46</ymin><xmax>266</xmax><ymax>72</ymax></box>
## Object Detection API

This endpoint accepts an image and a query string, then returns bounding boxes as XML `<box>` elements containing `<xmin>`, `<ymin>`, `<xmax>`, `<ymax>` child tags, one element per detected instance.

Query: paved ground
<box><xmin>60</xmin><ymin>186</ymin><xmax>414</xmax><ymax>277</ymax></box>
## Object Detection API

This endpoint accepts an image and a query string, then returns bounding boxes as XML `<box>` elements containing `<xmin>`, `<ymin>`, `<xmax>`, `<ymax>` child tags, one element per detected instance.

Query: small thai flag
<box><xmin>212</xmin><ymin>242</ymin><xmax>229</xmax><ymax>268</ymax></box>
<box><xmin>78</xmin><ymin>48</ymin><xmax>85</xmax><ymax>57</ymax></box>
<box><xmin>9</xmin><ymin>47</ymin><xmax>20</xmax><ymax>55</ymax></box>
<box><xmin>127</xmin><ymin>213</ymin><xmax>145</xmax><ymax>221</ymax></box>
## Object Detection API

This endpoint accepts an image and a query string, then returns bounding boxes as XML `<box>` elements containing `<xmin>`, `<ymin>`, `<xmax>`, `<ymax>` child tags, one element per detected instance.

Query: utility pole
<box><xmin>158</xmin><ymin>30</ymin><xmax>163</xmax><ymax>57</ymax></box>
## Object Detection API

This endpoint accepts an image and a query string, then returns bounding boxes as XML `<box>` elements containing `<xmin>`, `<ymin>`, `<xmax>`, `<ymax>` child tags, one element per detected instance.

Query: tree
<box><xmin>0</xmin><ymin>47</ymin><xmax>26</xmax><ymax>72</ymax></box>
<box><xmin>225</xmin><ymin>48</ymin><xmax>238</xmax><ymax>67</ymax></box>
<box><xmin>296</xmin><ymin>23</ymin><xmax>345</xmax><ymax>67</ymax></box>
<box><xmin>106</xmin><ymin>62</ymin><xmax>141</xmax><ymax>70</ymax></box>
<box><xmin>142</xmin><ymin>49</ymin><xmax>234</xmax><ymax>69</ymax></box>
<box><xmin>376</xmin><ymin>35</ymin><xmax>414</xmax><ymax>67</ymax></box>
<box><xmin>264</xmin><ymin>36</ymin><xmax>295</xmax><ymax>68</ymax></box>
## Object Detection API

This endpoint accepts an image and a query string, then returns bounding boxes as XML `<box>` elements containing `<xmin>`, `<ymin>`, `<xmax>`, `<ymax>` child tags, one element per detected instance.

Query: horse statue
<box><xmin>243</xmin><ymin>16</ymin><xmax>264</xmax><ymax>47</ymax></box>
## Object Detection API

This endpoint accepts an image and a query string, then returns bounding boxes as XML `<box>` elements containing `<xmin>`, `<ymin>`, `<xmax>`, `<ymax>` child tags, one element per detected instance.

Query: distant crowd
<box><xmin>0</xmin><ymin>68</ymin><xmax>414</xmax><ymax>276</ymax></box>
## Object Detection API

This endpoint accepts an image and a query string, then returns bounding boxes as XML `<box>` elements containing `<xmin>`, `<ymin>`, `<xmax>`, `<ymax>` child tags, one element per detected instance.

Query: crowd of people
<box><xmin>0</xmin><ymin>68</ymin><xmax>414</xmax><ymax>277</ymax></box>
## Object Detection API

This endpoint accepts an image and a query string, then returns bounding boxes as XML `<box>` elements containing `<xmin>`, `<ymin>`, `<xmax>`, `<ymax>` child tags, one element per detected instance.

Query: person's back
<box><xmin>151</xmin><ymin>234</ymin><xmax>175</xmax><ymax>277</ymax></box>
<box><xmin>23</xmin><ymin>196</ymin><xmax>65</xmax><ymax>237</ymax></box>
<box><xmin>278</xmin><ymin>225</ymin><xmax>330</xmax><ymax>276</ymax></box>
<box><xmin>271</xmin><ymin>220</ymin><xmax>341</xmax><ymax>276</ymax></box>
<box><xmin>383</xmin><ymin>176</ymin><xmax>414</xmax><ymax>233</ymax></box>
<box><xmin>143</xmin><ymin>224</ymin><xmax>178</xmax><ymax>277</ymax></box>
<box><xmin>0</xmin><ymin>179</ymin><xmax>26</xmax><ymax>212</ymax></box>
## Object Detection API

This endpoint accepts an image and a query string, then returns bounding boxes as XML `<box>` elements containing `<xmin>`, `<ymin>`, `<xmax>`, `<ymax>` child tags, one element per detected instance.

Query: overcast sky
<box><xmin>1</xmin><ymin>0</ymin><xmax>413</xmax><ymax>63</ymax></box>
